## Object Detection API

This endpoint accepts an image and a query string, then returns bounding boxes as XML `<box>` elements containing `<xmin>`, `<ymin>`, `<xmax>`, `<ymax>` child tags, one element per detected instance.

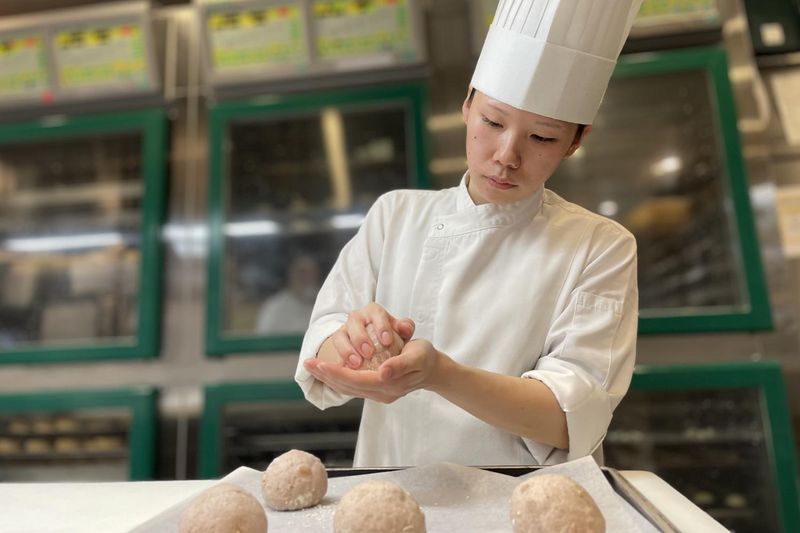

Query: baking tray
<box><xmin>328</xmin><ymin>465</ymin><xmax>680</xmax><ymax>533</ymax></box>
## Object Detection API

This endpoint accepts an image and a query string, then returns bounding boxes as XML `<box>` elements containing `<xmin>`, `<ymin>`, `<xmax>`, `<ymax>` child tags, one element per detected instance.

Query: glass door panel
<box><xmin>207</xmin><ymin>84</ymin><xmax>428</xmax><ymax>353</ymax></box>
<box><xmin>0</xmin><ymin>110</ymin><xmax>166</xmax><ymax>362</ymax></box>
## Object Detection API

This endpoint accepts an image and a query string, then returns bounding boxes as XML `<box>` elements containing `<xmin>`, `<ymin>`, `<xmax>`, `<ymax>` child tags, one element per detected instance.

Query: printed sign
<box><xmin>54</xmin><ymin>22</ymin><xmax>151</xmax><ymax>90</ymax></box>
<box><xmin>312</xmin><ymin>0</ymin><xmax>416</xmax><ymax>60</ymax></box>
<box><xmin>635</xmin><ymin>0</ymin><xmax>719</xmax><ymax>26</ymax></box>
<box><xmin>208</xmin><ymin>3</ymin><xmax>309</xmax><ymax>72</ymax></box>
<box><xmin>0</xmin><ymin>33</ymin><xmax>49</xmax><ymax>101</ymax></box>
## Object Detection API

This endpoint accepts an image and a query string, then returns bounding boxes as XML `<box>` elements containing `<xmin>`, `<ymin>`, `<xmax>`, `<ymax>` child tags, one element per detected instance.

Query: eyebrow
<box><xmin>486</xmin><ymin>102</ymin><xmax>508</xmax><ymax>116</ymax></box>
<box><xmin>534</xmin><ymin>120</ymin><xmax>565</xmax><ymax>131</ymax></box>
<box><xmin>485</xmin><ymin>101</ymin><xmax>565</xmax><ymax>131</ymax></box>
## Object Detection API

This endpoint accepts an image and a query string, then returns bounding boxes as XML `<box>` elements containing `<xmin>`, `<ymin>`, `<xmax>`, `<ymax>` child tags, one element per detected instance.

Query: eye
<box><xmin>531</xmin><ymin>134</ymin><xmax>556</xmax><ymax>143</ymax></box>
<box><xmin>481</xmin><ymin>116</ymin><xmax>502</xmax><ymax>128</ymax></box>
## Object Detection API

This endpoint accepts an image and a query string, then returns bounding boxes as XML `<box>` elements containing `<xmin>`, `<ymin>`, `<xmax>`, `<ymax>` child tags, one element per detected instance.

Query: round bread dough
<box><xmin>84</xmin><ymin>436</ymin><xmax>123</xmax><ymax>451</ymax></box>
<box><xmin>7</xmin><ymin>419</ymin><xmax>29</xmax><ymax>435</ymax></box>
<box><xmin>360</xmin><ymin>323</ymin><xmax>404</xmax><ymax>371</ymax></box>
<box><xmin>53</xmin><ymin>416</ymin><xmax>79</xmax><ymax>433</ymax></box>
<box><xmin>32</xmin><ymin>419</ymin><xmax>54</xmax><ymax>434</ymax></box>
<box><xmin>0</xmin><ymin>438</ymin><xmax>20</xmax><ymax>455</ymax></box>
<box><xmin>511</xmin><ymin>474</ymin><xmax>604</xmax><ymax>533</ymax></box>
<box><xmin>261</xmin><ymin>449</ymin><xmax>327</xmax><ymax>510</ymax></box>
<box><xmin>53</xmin><ymin>437</ymin><xmax>81</xmax><ymax>452</ymax></box>
<box><xmin>179</xmin><ymin>483</ymin><xmax>267</xmax><ymax>533</ymax></box>
<box><xmin>23</xmin><ymin>438</ymin><xmax>49</xmax><ymax>453</ymax></box>
<box><xmin>334</xmin><ymin>480</ymin><xmax>426</xmax><ymax>533</ymax></box>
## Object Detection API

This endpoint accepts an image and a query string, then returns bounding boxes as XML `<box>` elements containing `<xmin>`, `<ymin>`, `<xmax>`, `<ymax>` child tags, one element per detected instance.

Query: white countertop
<box><xmin>0</xmin><ymin>471</ymin><xmax>728</xmax><ymax>533</ymax></box>
<box><xmin>620</xmin><ymin>471</ymin><xmax>729</xmax><ymax>533</ymax></box>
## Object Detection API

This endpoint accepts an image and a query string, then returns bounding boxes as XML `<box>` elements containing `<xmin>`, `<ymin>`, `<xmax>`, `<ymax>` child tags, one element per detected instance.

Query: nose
<box><xmin>493</xmin><ymin>132</ymin><xmax>521</xmax><ymax>170</ymax></box>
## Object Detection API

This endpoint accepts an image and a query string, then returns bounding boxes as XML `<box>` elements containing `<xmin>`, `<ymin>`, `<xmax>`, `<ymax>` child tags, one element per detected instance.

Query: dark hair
<box><xmin>467</xmin><ymin>88</ymin><xmax>586</xmax><ymax>141</ymax></box>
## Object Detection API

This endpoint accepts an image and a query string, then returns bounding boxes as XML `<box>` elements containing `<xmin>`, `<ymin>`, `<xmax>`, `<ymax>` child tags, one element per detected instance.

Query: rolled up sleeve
<box><xmin>522</xmin><ymin>228</ymin><xmax>638</xmax><ymax>460</ymax></box>
<box><xmin>295</xmin><ymin>315</ymin><xmax>352</xmax><ymax>409</ymax></box>
<box><xmin>294</xmin><ymin>194</ymin><xmax>390</xmax><ymax>410</ymax></box>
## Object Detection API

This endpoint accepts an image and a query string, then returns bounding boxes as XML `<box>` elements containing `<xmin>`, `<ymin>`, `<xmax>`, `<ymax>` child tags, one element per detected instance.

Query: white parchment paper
<box><xmin>131</xmin><ymin>457</ymin><xmax>660</xmax><ymax>532</ymax></box>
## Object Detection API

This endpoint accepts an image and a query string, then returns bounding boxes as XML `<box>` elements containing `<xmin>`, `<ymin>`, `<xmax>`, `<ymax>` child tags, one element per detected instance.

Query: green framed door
<box><xmin>0</xmin><ymin>388</ymin><xmax>157</xmax><ymax>481</ymax></box>
<box><xmin>206</xmin><ymin>83</ymin><xmax>429</xmax><ymax>355</ymax></box>
<box><xmin>0</xmin><ymin>109</ymin><xmax>167</xmax><ymax>363</ymax></box>
<box><xmin>548</xmin><ymin>46</ymin><xmax>772</xmax><ymax>333</ymax></box>
<box><xmin>606</xmin><ymin>361</ymin><xmax>800</xmax><ymax>532</ymax></box>
<box><xmin>200</xmin><ymin>381</ymin><xmax>361</xmax><ymax>478</ymax></box>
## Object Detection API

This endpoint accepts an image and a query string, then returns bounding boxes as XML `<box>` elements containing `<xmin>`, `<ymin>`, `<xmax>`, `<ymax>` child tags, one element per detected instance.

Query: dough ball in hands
<box><xmin>511</xmin><ymin>474</ymin><xmax>604</xmax><ymax>533</ymax></box>
<box><xmin>361</xmin><ymin>323</ymin><xmax>405</xmax><ymax>371</ymax></box>
<box><xmin>179</xmin><ymin>483</ymin><xmax>267</xmax><ymax>533</ymax></box>
<box><xmin>261</xmin><ymin>449</ymin><xmax>327</xmax><ymax>510</ymax></box>
<box><xmin>334</xmin><ymin>480</ymin><xmax>426</xmax><ymax>533</ymax></box>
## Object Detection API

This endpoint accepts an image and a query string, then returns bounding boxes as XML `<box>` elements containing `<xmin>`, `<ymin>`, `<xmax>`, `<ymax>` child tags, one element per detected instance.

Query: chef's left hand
<box><xmin>303</xmin><ymin>339</ymin><xmax>445</xmax><ymax>403</ymax></box>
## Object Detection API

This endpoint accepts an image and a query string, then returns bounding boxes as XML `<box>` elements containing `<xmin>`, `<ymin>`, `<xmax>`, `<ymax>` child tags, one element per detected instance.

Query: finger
<box><xmin>315</xmin><ymin>363</ymin><xmax>395</xmax><ymax>401</ymax></box>
<box><xmin>304</xmin><ymin>361</ymin><xmax>329</xmax><ymax>384</ymax></box>
<box><xmin>306</xmin><ymin>362</ymin><xmax>355</xmax><ymax>392</ymax></box>
<box><xmin>379</xmin><ymin>353</ymin><xmax>414</xmax><ymax>381</ymax></box>
<box><xmin>332</xmin><ymin>329</ymin><xmax>362</xmax><ymax>369</ymax></box>
<box><xmin>318</xmin><ymin>361</ymin><xmax>382</xmax><ymax>388</ymax></box>
<box><xmin>309</xmin><ymin>371</ymin><xmax>366</xmax><ymax>399</ymax></box>
<box><xmin>392</xmin><ymin>318</ymin><xmax>415</xmax><ymax>341</ymax></box>
<box><xmin>365</xmin><ymin>304</ymin><xmax>395</xmax><ymax>347</ymax></box>
<box><xmin>346</xmin><ymin>311</ymin><xmax>374</xmax><ymax>359</ymax></box>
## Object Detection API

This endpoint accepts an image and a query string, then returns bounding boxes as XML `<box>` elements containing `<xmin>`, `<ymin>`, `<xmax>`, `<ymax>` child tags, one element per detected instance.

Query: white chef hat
<box><xmin>471</xmin><ymin>0</ymin><xmax>643</xmax><ymax>125</ymax></box>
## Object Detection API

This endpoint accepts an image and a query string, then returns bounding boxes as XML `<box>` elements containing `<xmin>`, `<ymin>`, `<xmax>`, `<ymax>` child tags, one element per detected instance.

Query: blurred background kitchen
<box><xmin>0</xmin><ymin>0</ymin><xmax>798</xmax><ymax>531</ymax></box>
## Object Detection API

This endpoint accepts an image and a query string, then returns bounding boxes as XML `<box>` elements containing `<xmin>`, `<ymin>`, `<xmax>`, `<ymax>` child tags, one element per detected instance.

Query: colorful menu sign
<box><xmin>54</xmin><ymin>22</ymin><xmax>151</xmax><ymax>91</ymax></box>
<box><xmin>312</xmin><ymin>0</ymin><xmax>416</xmax><ymax>61</ymax></box>
<box><xmin>207</xmin><ymin>3</ymin><xmax>309</xmax><ymax>72</ymax></box>
<box><xmin>0</xmin><ymin>33</ymin><xmax>49</xmax><ymax>101</ymax></box>
<box><xmin>635</xmin><ymin>0</ymin><xmax>719</xmax><ymax>25</ymax></box>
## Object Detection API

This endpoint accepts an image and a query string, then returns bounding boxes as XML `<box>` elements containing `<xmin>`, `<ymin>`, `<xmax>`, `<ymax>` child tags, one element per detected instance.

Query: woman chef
<box><xmin>296</xmin><ymin>0</ymin><xmax>643</xmax><ymax>467</ymax></box>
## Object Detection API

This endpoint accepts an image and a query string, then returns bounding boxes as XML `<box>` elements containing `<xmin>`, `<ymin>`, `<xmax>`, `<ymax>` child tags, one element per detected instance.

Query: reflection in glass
<box><xmin>0</xmin><ymin>408</ymin><xmax>131</xmax><ymax>481</ymax></box>
<box><xmin>0</xmin><ymin>133</ymin><xmax>143</xmax><ymax>348</ymax></box>
<box><xmin>223</xmin><ymin>103</ymin><xmax>410</xmax><ymax>336</ymax></box>
<box><xmin>605</xmin><ymin>388</ymin><xmax>780</xmax><ymax>532</ymax></box>
<box><xmin>547</xmin><ymin>70</ymin><xmax>746</xmax><ymax>316</ymax></box>
<box><xmin>221</xmin><ymin>400</ymin><xmax>362</xmax><ymax>470</ymax></box>
<box><xmin>255</xmin><ymin>254</ymin><xmax>320</xmax><ymax>335</ymax></box>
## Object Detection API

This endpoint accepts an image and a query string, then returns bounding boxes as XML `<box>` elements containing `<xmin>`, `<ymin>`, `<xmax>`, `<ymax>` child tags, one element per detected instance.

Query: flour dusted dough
<box><xmin>511</xmin><ymin>474</ymin><xmax>604</xmax><ymax>533</ymax></box>
<box><xmin>261</xmin><ymin>449</ymin><xmax>327</xmax><ymax>510</ymax></box>
<box><xmin>334</xmin><ymin>480</ymin><xmax>426</xmax><ymax>533</ymax></box>
<box><xmin>179</xmin><ymin>483</ymin><xmax>267</xmax><ymax>533</ymax></box>
<box><xmin>360</xmin><ymin>323</ymin><xmax>404</xmax><ymax>371</ymax></box>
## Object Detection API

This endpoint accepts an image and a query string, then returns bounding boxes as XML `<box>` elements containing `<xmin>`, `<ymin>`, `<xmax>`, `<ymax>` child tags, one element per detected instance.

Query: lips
<box><xmin>485</xmin><ymin>175</ymin><xmax>516</xmax><ymax>190</ymax></box>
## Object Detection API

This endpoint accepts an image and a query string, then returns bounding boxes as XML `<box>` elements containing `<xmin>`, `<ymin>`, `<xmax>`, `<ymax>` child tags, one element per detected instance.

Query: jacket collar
<box><xmin>455</xmin><ymin>172</ymin><xmax>544</xmax><ymax>225</ymax></box>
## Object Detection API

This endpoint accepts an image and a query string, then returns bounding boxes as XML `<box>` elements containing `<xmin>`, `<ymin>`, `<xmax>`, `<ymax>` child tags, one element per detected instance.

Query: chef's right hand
<box><xmin>332</xmin><ymin>303</ymin><xmax>415</xmax><ymax>369</ymax></box>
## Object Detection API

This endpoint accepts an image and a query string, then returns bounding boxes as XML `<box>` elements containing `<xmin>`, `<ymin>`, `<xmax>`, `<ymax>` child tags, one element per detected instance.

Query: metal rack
<box><xmin>0</xmin><ymin>388</ymin><xmax>157</xmax><ymax>481</ymax></box>
<box><xmin>200</xmin><ymin>381</ymin><xmax>362</xmax><ymax>477</ymax></box>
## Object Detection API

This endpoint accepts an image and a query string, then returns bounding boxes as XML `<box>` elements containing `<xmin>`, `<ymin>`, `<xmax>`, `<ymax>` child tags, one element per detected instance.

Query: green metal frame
<box><xmin>631</xmin><ymin>361</ymin><xmax>800</xmax><ymax>533</ymax></box>
<box><xmin>0</xmin><ymin>387</ymin><xmax>157</xmax><ymax>480</ymax></box>
<box><xmin>0</xmin><ymin>109</ymin><xmax>167</xmax><ymax>363</ymax></box>
<box><xmin>199</xmin><ymin>381</ymin><xmax>303</xmax><ymax>478</ymax></box>
<box><xmin>614</xmin><ymin>47</ymin><xmax>772</xmax><ymax>333</ymax></box>
<box><xmin>206</xmin><ymin>83</ymin><xmax>430</xmax><ymax>356</ymax></box>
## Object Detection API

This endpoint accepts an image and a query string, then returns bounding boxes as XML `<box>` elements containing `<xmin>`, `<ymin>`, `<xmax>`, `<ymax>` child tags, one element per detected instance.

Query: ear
<box><xmin>564</xmin><ymin>125</ymin><xmax>592</xmax><ymax>158</ymax></box>
<box><xmin>462</xmin><ymin>86</ymin><xmax>473</xmax><ymax>124</ymax></box>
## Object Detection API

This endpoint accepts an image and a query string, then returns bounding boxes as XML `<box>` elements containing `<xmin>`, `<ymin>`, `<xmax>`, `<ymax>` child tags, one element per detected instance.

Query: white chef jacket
<box><xmin>256</xmin><ymin>290</ymin><xmax>314</xmax><ymax>335</ymax></box>
<box><xmin>295</xmin><ymin>176</ymin><xmax>638</xmax><ymax>467</ymax></box>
